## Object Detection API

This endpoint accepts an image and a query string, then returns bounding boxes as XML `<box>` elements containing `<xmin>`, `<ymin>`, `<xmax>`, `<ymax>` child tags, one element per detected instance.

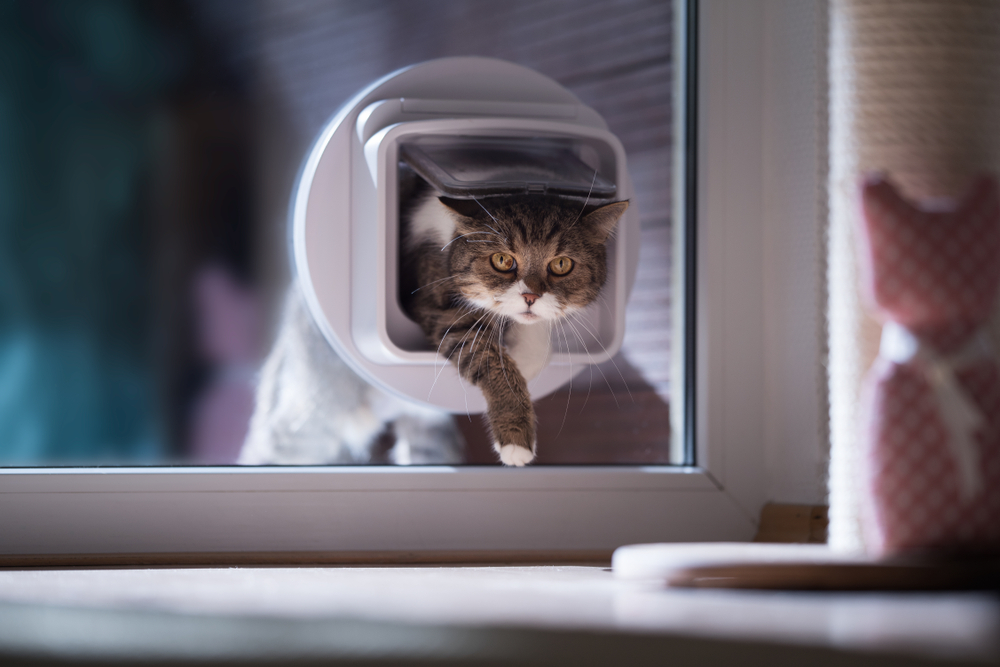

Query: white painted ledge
<box><xmin>0</xmin><ymin>566</ymin><xmax>995</xmax><ymax>664</ymax></box>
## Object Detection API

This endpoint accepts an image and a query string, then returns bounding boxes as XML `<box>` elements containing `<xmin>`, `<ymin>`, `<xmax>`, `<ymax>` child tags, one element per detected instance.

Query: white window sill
<box><xmin>0</xmin><ymin>564</ymin><xmax>994</xmax><ymax>665</ymax></box>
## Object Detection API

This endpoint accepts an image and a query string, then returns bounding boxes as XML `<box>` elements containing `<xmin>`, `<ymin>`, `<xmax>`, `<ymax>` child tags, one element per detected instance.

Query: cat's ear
<box><xmin>582</xmin><ymin>200</ymin><xmax>629</xmax><ymax>242</ymax></box>
<box><xmin>438</xmin><ymin>197</ymin><xmax>484</xmax><ymax>221</ymax></box>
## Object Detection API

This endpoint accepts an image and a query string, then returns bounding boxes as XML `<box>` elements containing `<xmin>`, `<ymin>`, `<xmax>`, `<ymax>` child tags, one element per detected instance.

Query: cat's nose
<box><xmin>522</xmin><ymin>293</ymin><xmax>540</xmax><ymax>307</ymax></box>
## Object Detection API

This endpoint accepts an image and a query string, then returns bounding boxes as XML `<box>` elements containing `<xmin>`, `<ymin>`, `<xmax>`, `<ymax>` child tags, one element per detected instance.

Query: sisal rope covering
<box><xmin>827</xmin><ymin>0</ymin><xmax>1000</xmax><ymax>552</ymax></box>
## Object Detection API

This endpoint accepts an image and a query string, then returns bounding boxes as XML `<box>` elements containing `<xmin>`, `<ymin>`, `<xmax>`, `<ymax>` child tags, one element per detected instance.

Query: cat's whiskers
<box><xmin>567</xmin><ymin>169</ymin><xmax>599</xmax><ymax>232</ymax></box>
<box><xmin>466</xmin><ymin>314</ymin><xmax>491</xmax><ymax>359</ymax></box>
<box><xmin>472</xmin><ymin>196</ymin><xmax>498</xmax><ymax>222</ymax></box>
<box><xmin>483</xmin><ymin>223</ymin><xmax>505</xmax><ymax>236</ymax></box>
<box><xmin>594</xmin><ymin>292</ymin><xmax>617</xmax><ymax>321</ymax></box>
<box><xmin>553</xmin><ymin>318</ymin><xmax>574</xmax><ymax>439</ymax></box>
<box><xmin>434</xmin><ymin>305</ymin><xmax>476</xmax><ymax>358</ymax></box>
<box><xmin>428</xmin><ymin>334</ymin><xmax>467</xmax><ymax>398</ymax></box>
<box><xmin>445</xmin><ymin>308</ymin><xmax>491</xmax><ymax>362</ymax></box>
<box><xmin>572</xmin><ymin>317</ymin><xmax>600</xmax><ymax>410</ymax></box>
<box><xmin>563</xmin><ymin>314</ymin><xmax>617</xmax><ymax>408</ymax></box>
<box><xmin>559</xmin><ymin>318</ymin><xmax>597</xmax><ymax>413</ymax></box>
<box><xmin>440</xmin><ymin>230</ymin><xmax>499</xmax><ymax>251</ymax></box>
<box><xmin>472</xmin><ymin>311</ymin><xmax>496</xmax><ymax>366</ymax></box>
<box><xmin>472</xmin><ymin>197</ymin><xmax>510</xmax><ymax>245</ymax></box>
<box><xmin>411</xmin><ymin>274</ymin><xmax>459</xmax><ymax>295</ymax></box>
<box><xmin>510</xmin><ymin>333</ymin><xmax>533</xmax><ymax>413</ymax></box>
<box><xmin>447</xmin><ymin>307</ymin><xmax>499</xmax><ymax>375</ymax></box>
<box><xmin>492</xmin><ymin>312</ymin><xmax>522</xmax><ymax>406</ymax></box>
<box><xmin>457</xmin><ymin>367</ymin><xmax>470</xmax><ymax>415</ymax></box>
<box><xmin>428</xmin><ymin>306</ymin><xmax>479</xmax><ymax>399</ymax></box>
<box><xmin>452</xmin><ymin>325</ymin><xmax>474</xmax><ymax>417</ymax></box>
<box><xmin>568</xmin><ymin>308</ymin><xmax>635</xmax><ymax>404</ymax></box>
<box><xmin>467</xmin><ymin>313</ymin><xmax>494</xmax><ymax>396</ymax></box>
<box><xmin>481</xmin><ymin>224</ymin><xmax>509</xmax><ymax>245</ymax></box>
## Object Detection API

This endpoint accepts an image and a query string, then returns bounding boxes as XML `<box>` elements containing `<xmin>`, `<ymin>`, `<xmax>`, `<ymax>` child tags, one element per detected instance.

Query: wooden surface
<box><xmin>668</xmin><ymin>561</ymin><xmax>1000</xmax><ymax>591</ymax></box>
<box><xmin>754</xmin><ymin>503</ymin><xmax>829</xmax><ymax>544</ymax></box>
<box><xmin>615</xmin><ymin>539</ymin><xmax>1000</xmax><ymax>592</ymax></box>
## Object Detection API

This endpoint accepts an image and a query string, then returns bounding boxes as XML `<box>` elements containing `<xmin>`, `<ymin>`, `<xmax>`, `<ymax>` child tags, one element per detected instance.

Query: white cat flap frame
<box><xmin>294</xmin><ymin>56</ymin><xmax>639</xmax><ymax>413</ymax></box>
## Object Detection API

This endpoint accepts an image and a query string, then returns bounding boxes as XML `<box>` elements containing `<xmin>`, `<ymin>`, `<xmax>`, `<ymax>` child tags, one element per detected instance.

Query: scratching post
<box><xmin>827</xmin><ymin>0</ymin><xmax>1000</xmax><ymax>552</ymax></box>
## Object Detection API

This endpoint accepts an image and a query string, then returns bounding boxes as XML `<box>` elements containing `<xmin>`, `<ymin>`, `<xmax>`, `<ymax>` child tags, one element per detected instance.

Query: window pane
<box><xmin>0</xmin><ymin>0</ymin><xmax>682</xmax><ymax>466</ymax></box>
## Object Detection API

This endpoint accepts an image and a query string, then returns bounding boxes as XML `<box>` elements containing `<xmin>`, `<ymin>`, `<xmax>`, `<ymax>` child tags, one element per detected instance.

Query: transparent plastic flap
<box><xmin>399</xmin><ymin>136</ymin><xmax>617</xmax><ymax>199</ymax></box>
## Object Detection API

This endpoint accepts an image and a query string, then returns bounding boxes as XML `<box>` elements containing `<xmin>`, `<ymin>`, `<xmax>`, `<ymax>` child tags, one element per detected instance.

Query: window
<box><xmin>0</xmin><ymin>0</ymin><xmax>827</xmax><ymax>558</ymax></box>
<box><xmin>0</xmin><ymin>0</ymin><xmax>679</xmax><ymax>468</ymax></box>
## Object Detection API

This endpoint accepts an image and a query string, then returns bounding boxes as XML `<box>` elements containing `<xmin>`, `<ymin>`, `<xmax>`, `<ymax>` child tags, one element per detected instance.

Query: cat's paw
<box><xmin>493</xmin><ymin>442</ymin><xmax>535</xmax><ymax>467</ymax></box>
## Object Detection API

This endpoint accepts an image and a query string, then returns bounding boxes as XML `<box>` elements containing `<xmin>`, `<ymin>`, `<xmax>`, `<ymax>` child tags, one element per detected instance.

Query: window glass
<box><xmin>0</xmin><ymin>0</ymin><xmax>679</xmax><ymax>466</ymax></box>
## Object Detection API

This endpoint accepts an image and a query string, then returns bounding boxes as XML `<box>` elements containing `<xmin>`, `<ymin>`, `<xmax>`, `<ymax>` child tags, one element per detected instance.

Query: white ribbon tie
<box><xmin>879</xmin><ymin>322</ymin><xmax>991</xmax><ymax>501</ymax></box>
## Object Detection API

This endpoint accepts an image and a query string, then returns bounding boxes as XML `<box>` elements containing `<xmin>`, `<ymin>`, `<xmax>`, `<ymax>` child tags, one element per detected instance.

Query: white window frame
<box><xmin>0</xmin><ymin>0</ymin><xmax>824</xmax><ymax>558</ymax></box>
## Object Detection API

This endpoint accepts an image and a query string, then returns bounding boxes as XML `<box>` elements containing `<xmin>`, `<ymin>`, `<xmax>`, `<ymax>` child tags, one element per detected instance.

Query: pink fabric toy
<box><xmin>859</xmin><ymin>175</ymin><xmax>1000</xmax><ymax>556</ymax></box>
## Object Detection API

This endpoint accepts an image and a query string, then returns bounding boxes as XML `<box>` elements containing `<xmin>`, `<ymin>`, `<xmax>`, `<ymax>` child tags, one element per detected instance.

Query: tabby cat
<box><xmin>401</xmin><ymin>186</ymin><xmax>628</xmax><ymax>466</ymax></box>
<box><xmin>240</xmin><ymin>181</ymin><xmax>626</xmax><ymax>467</ymax></box>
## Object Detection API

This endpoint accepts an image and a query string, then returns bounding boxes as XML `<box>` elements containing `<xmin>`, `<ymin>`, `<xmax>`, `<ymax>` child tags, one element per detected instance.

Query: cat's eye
<box><xmin>490</xmin><ymin>252</ymin><xmax>517</xmax><ymax>272</ymax></box>
<box><xmin>548</xmin><ymin>257</ymin><xmax>574</xmax><ymax>276</ymax></box>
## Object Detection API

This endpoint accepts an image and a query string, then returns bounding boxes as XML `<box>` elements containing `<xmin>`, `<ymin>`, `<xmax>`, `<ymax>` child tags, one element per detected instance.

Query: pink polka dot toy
<box><xmin>858</xmin><ymin>175</ymin><xmax>1000</xmax><ymax>557</ymax></box>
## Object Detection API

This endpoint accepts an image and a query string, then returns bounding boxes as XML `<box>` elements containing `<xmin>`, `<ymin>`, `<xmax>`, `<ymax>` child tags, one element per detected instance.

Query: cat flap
<box><xmin>399</xmin><ymin>136</ymin><xmax>617</xmax><ymax>199</ymax></box>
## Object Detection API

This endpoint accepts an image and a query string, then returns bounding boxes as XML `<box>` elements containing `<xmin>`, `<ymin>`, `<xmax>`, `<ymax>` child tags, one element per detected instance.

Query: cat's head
<box><xmin>440</xmin><ymin>195</ymin><xmax>628</xmax><ymax>325</ymax></box>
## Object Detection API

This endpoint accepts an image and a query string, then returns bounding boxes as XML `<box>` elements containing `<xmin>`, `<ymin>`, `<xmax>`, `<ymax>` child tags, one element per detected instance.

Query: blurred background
<box><xmin>0</xmin><ymin>0</ymin><xmax>674</xmax><ymax>466</ymax></box>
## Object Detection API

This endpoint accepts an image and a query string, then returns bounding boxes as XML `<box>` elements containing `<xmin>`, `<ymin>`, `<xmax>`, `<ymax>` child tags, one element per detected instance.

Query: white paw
<box><xmin>493</xmin><ymin>442</ymin><xmax>535</xmax><ymax>467</ymax></box>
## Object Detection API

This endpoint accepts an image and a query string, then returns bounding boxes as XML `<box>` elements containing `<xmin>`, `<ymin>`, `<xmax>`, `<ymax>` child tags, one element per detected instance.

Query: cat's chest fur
<box><xmin>407</xmin><ymin>193</ymin><xmax>552</xmax><ymax>380</ymax></box>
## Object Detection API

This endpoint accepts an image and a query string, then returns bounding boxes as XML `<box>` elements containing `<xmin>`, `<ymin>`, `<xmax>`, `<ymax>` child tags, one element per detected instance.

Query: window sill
<box><xmin>0</xmin><ymin>466</ymin><xmax>755</xmax><ymax>557</ymax></box>
<box><xmin>0</xmin><ymin>564</ymin><xmax>994</xmax><ymax>665</ymax></box>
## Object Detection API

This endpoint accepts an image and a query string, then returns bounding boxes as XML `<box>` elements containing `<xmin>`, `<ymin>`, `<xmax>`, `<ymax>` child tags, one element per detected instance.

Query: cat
<box><xmin>238</xmin><ymin>286</ymin><xmax>464</xmax><ymax>465</ymax></box>
<box><xmin>239</xmin><ymin>179</ymin><xmax>626</xmax><ymax>467</ymax></box>
<box><xmin>401</xmin><ymin>185</ymin><xmax>628</xmax><ymax>466</ymax></box>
